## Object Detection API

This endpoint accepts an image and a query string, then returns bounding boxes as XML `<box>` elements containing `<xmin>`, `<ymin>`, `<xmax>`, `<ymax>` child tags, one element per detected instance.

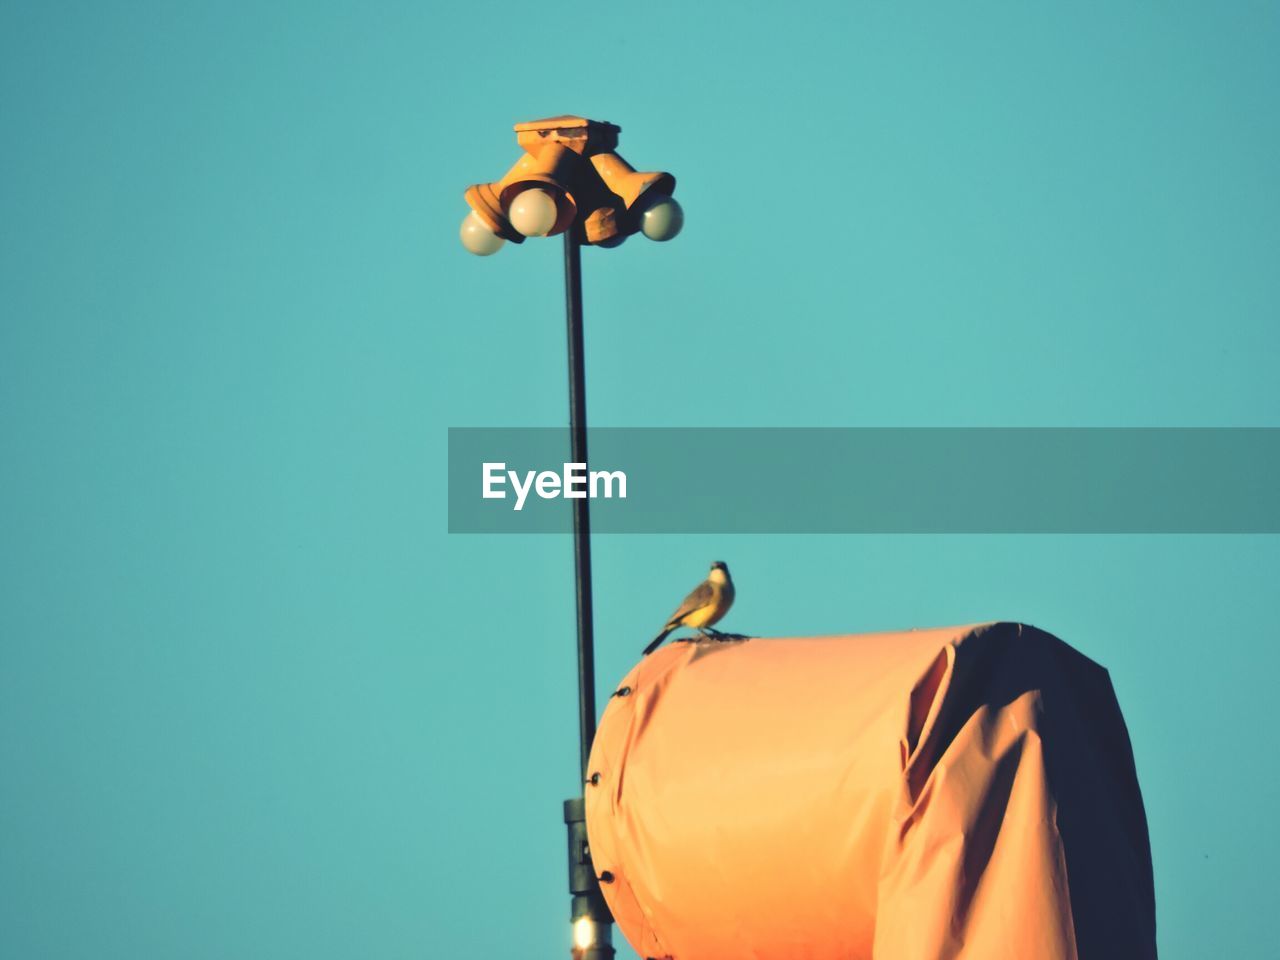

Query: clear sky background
<box><xmin>2</xmin><ymin>2</ymin><xmax>1277</xmax><ymax>957</ymax></box>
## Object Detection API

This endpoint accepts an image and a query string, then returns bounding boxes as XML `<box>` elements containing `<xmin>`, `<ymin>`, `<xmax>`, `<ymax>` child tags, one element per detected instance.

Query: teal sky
<box><xmin>2</xmin><ymin>2</ymin><xmax>1277</xmax><ymax>958</ymax></box>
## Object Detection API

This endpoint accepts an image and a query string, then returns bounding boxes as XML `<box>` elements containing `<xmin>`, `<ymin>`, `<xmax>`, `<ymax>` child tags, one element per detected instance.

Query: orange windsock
<box><xmin>584</xmin><ymin>622</ymin><xmax>1155</xmax><ymax>960</ymax></box>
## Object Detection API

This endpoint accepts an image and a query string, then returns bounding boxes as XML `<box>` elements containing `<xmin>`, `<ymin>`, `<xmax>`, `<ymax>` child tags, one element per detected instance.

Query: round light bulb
<box><xmin>639</xmin><ymin>195</ymin><xmax>683</xmax><ymax>241</ymax></box>
<box><xmin>459</xmin><ymin>211</ymin><xmax>504</xmax><ymax>256</ymax></box>
<box><xmin>508</xmin><ymin>188</ymin><xmax>559</xmax><ymax>237</ymax></box>
<box><xmin>572</xmin><ymin>918</ymin><xmax>596</xmax><ymax>950</ymax></box>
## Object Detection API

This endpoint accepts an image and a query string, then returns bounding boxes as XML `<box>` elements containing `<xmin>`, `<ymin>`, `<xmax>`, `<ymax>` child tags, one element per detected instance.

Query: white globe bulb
<box><xmin>459</xmin><ymin>211</ymin><xmax>505</xmax><ymax>256</ymax></box>
<box><xmin>639</xmin><ymin>195</ymin><xmax>684</xmax><ymax>241</ymax></box>
<box><xmin>508</xmin><ymin>188</ymin><xmax>559</xmax><ymax>237</ymax></box>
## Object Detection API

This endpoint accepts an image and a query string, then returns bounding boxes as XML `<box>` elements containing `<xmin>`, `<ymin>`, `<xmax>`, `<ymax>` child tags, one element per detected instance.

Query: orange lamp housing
<box><xmin>564</xmin><ymin>153</ymin><xmax>678</xmax><ymax>246</ymax></box>
<box><xmin>570</xmin><ymin>167</ymin><xmax>629</xmax><ymax>247</ymax></box>
<box><xmin>581</xmin><ymin>151</ymin><xmax>678</xmax><ymax>245</ymax></box>
<box><xmin>464</xmin><ymin>143</ymin><xmax>580</xmax><ymax>240</ymax></box>
<box><xmin>495</xmin><ymin>142</ymin><xmax>580</xmax><ymax>237</ymax></box>
<box><xmin>588</xmin><ymin>152</ymin><xmax>675</xmax><ymax>213</ymax></box>
<box><xmin>462</xmin><ymin>181</ymin><xmax>524</xmax><ymax>244</ymax></box>
<box><xmin>461</xmin><ymin>116</ymin><xmax>679</xmax><ymax>250</ymax></box>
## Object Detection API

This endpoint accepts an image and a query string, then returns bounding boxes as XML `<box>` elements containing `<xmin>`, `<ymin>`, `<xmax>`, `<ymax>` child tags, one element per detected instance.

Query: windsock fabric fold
<box><xmin>583</xmin><ymin>622</ymin><xmax>1155</xmax><ymax>960</ymax></box>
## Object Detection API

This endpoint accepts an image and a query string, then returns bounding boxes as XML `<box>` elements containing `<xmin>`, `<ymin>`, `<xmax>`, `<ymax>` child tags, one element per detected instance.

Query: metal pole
<box><xmin>563</xmin><ymin>230</ymin><xmax>615</xmax><ymax>960</ymax></box>
<box><xmin>563</xmin><ymin>230</ymin><xmax>596</xmax><ymax>779</ymax></box>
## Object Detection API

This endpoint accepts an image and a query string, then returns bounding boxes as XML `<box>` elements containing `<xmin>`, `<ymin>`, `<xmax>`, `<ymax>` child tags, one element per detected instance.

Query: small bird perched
<box><xmin>643</xmin><ymin>561</ymin><xmax>736</xmax><ymax>656</ymax></box>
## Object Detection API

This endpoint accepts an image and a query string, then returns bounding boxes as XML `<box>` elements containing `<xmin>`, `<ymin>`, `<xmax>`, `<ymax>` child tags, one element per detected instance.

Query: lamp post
<box><xmin>460</xmin><ymin>116</ymin><xmax>682</xmax><ymax>960</ymax></box>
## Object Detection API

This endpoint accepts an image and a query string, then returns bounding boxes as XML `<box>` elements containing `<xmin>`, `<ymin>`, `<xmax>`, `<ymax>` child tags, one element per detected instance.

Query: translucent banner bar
<box><xmin>447</xmin><ymin>428</ymin><xmax>1280</xmax><ymax>533</ymax></box>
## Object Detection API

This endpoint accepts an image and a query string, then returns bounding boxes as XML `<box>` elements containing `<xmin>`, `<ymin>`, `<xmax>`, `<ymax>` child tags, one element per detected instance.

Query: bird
<box><xmin>643</xmin><ymin>561</ymin><xmax>735</xmax><ymax>656</ymax></box>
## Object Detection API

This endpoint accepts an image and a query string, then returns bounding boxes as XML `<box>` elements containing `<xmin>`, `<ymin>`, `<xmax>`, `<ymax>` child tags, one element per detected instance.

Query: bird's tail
<box><xmin>643</xmin><ymin>625</ymin><xmax>675</xmax><ymax>656</ymax></box>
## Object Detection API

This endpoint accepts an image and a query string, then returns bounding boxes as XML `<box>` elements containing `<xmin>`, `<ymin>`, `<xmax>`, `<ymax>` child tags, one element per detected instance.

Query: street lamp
<box><xmin>459</xmin><ymin>115</ymin><xmax>682</xmax><ymax>254</ymax></box>
<box><xmin>461</xmin><ymin>116</ymin><xmax>682</xmax><ymax>959</ymax></box>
